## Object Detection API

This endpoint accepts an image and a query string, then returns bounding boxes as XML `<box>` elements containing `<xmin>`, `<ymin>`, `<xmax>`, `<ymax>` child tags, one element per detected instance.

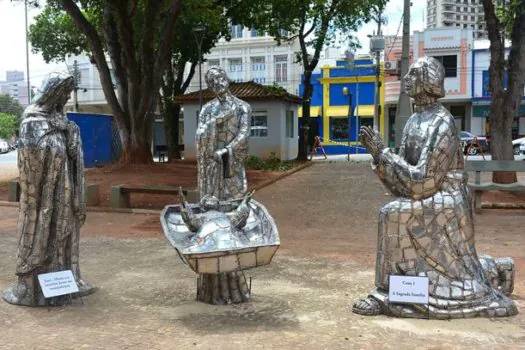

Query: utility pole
<box><xmin>371</xmin><ymin>5</ymin><xmax>385</xmax><ymax>134</ymax></box>
<box><xmin>24</xmin><ymin>0</ymin><xmax>31</xmax><ymax>104</ymax></box>
<box><xmin>73</xmin><ymin>60</ymin><xmax>80</xmax><ymax>112</ymax></box>
<box><xmin>394</xmin><ymin>0</ymin><xmax>413</xmax><ymax>149</ymax></box>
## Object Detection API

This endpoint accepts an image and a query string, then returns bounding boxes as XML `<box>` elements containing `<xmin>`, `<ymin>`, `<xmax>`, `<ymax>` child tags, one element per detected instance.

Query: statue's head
<box><xmin>205</xmin><ymin>66</ymin><xmax>230</xmax><ymax>96</ymax></box>
<box><xmin>403</xmin><ymin>57</ymin><xmax>445</xmax><ymax>100</ymax></box>
<box><xmin>199</xmin><ymin>194</ymin><xmax>220</xmax><ymax>211</ymax></box>
<box><xmin>32</xmin><ymin>72</ymin><xmax>75</xmax><ymax>111</ymax></box>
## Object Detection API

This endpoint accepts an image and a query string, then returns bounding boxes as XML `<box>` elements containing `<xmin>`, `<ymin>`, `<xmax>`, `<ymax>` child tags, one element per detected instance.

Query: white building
<box><xmin>471</xmin><ymin>40</ymin><xmax>525</xmax><ymax>138</ymax></box>
<box><xmin>191</xmin><ymin>25</ymin><xmax>302</xmax><ymax>95</ymax></box>
<box><xmin>426</xmin><ymin>0</ymin><xmax>509</xmax><ymax>40</ymax></box>
<box><xmin>0</xmin><ymin>70</ymin><xmax>30</xmax><ymax>106</ymax></box>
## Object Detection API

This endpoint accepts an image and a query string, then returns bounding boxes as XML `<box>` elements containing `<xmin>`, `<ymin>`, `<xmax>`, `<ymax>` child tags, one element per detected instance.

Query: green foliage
<box><xmin>0</xmin><ymin>94</ymin><xmax>24</xmax><ymax>118</ymax></box>
<box><xmin>496</xmin><ymin>0</ymin><xmax>525</xmax><ymax>37</ymax></box>
<box><xmin>0</xmin><ymin>113</ymin><xmax>18</xmax><ymax>140</ymax></box>
<box><xmin>245</xmin><ymin>152</ymin><xmax>292</xmax><ymax>171</ymax></box>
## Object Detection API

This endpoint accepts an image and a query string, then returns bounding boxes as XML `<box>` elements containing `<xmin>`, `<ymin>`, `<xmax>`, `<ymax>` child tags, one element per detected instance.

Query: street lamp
<box><xmin>192</xmin><ymin>25</ymin><xmax>206</xmax><ymax>115</ymax></box>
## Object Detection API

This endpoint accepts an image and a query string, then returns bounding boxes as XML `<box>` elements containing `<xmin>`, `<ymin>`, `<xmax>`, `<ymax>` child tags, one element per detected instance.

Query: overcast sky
<box><xmin>0</xmin><ymin>0</ymin><xmax>426</xmax><ymax>85</ymax></box>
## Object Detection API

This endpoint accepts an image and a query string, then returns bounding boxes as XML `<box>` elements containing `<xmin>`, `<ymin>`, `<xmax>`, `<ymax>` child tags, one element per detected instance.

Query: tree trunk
<box><xmin>196</xmin><ymin>272</ymin><xmax>250</xmax><ymax>305</ymax></box>
<box><xmin>298</xmin><ymin>72</ymin><xmax>313</xmax><ymax>161</ymax></box>
<box><xmin>491</xmin><ymin>106</ymin><xmax>518</xmax><ymax>183</ymax></box>
<box><xmin>120</xmin><ymin>124</ymin><xmax>153</xmax><ymax>164</ymax></box>
<box><xmin>164</xmin><ymin>101</ymin><xmax>182</xmax><ymax>161</ymax></box>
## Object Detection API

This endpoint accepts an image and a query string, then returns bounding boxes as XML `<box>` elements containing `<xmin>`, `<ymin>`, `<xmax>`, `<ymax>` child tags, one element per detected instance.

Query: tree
<box><xmin>25</xmin><ymin>0</ymin><xmax>183</xmax><ymax>164</ymax></box>
<box><xmin>28</xmin><ymin>0</ymin><xmax>229</xmax><ymax>163</ymax></box>
<box><xmin>227</xmin><ymin>0</ymin><xmax>386</xmax><ymax>160</ymax></box>
<box><xmin>0</xmin><ymin>113</ymin><xmax>18</xmax><ymax>140</ymax></box>
<box><xmin>482</xmin><ymin>0</ymin><xmax>525</xmax><ymax>183</ymax></box>
<box><xmin>0</xmin><ymin>94</ymin><xmax>24</xmax><ymax>118</ymax></box>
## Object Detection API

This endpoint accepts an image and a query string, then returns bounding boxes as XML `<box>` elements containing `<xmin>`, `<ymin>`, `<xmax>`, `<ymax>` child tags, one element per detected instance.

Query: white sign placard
<box><xmin>389</xmin><ymin>275</ymin><xmax>429</xmax><ymax>304</ymax></box>
<box><xmin>37</xmin><ymin>270</ymin><xmax>79</xmax><ymax>298</ymax></box>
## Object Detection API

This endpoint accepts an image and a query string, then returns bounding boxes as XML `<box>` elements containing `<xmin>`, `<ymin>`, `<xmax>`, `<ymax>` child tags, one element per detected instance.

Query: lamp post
<box><xmin>25</xmin><ymin>0</ymin><xmax>31</xmax><ymax>104</ymax></box>
<box><xmin>344</xmin><ymin>50</ymin><xmax>356</xmax><ymax>160</ymax></box>
<box><xmin>192</xmin><ymin>25</ymin><xmax>206</xmax><ymax>115</ymax></box>
<box><xmin>343</xmin><ymin>86</ymin><xmax>353</xmax><ymax>161</ymax></box>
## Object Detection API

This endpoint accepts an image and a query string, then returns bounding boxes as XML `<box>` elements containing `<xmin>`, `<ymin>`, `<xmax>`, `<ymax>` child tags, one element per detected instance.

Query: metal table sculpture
<box><xmin>161</xmin><ymin>66</ymin><xmax>279</xmax><ymax>304</ymax></box>
<box><xmin>3</xmin><ymin>73</ymin><xmax>96</xmax><ymax>306</ymax></box>
<box><xmin>353</xmin><ymin>57</ymin><xmax>518</xmax><ymax>319</ymax></box>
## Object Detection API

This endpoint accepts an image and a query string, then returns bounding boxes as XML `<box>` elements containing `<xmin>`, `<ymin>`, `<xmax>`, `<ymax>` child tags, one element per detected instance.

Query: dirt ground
<box><xmin>0</xmin><ymin>161</ymin><xmax>290</xmax><ymax>209</ymax></box>
<box><xmin>0</xmin><ymin>162</ymin><xmax>524</xmax><ymax>349</ymax></box>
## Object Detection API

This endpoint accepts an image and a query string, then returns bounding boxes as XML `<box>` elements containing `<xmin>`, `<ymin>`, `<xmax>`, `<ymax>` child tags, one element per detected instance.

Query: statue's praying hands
<box><xmin>359</xmin><ymin>126</ymin><xmax>385</xmax><ymax>162</ymax></box>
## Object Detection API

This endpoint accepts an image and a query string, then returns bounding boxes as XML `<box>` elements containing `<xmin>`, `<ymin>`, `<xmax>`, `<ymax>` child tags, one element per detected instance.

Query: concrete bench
<box><xmin>110</xmin><ymin>185</ymin><xmax>199</xmax><ymax>209</ymax></box>
<box><xmin>465</xmin><ymin>160</ymin><xmax>525</xmax><ymax>212</ymax></box>
<box><xmin>8</xmin><ymin>178</ymin><xmax>100</xmax><ymax>206</ymax></box>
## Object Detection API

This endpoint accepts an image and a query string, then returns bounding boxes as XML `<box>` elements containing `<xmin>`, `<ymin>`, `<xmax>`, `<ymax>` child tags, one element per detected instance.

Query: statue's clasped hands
<box><xmin>359</xmin><ymin>126</ymin><xmax>385</xmax><ymax>162</ymax></box>
<box><xmin>214</xmin><ymin>147</ymin><xmax>228</xmax><ymax>162</ymax></box>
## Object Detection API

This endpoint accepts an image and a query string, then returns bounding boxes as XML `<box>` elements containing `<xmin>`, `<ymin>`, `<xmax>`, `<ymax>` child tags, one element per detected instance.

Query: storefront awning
<box><xmin>326</xmin><ymin>106</ymin><xmax>350</xmax><ymax>117</ymax></box>
<box><xmin>354</xmin><ymin>105</ymin><xmax>375</xmax><ymax>117</ymax></box>
<box><xmin>326</xmin><ymin>105</ymin><xmax>375</xmax><ymax>117</ymax></box>
<box><xmin>298</xmin><ymin>106</ymin><xmax>322</xmax><ymax>118</ymax></box>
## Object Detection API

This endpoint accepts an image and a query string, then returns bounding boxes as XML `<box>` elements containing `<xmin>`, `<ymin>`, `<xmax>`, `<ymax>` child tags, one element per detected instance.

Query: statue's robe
<box><xmin>196</xmin><ymin>95</ymin><xmax>251</xmax><ymax>201</ymax></box>
<box><xmin>370</xmin><ymin>104</ymin><xmax>518</xmax><ymax>318</ymax></box>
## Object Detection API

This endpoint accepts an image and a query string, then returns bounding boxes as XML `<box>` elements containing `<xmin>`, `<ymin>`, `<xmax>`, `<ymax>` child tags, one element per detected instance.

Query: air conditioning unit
<box><xmin>384</xmin><ymin>61</ymin><xmax>398</xmax><ymax>70</ymax></box>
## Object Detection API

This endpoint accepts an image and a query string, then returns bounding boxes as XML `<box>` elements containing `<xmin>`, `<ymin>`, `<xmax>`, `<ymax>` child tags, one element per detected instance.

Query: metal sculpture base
<box><xmin>2</xmin><ymin>276</ymin><xmax>96</xmax><ymax>307</ymax></box>
<box><xmin>196</xmin><ymin>272</ymin><xmax>250</xmax><ymax>305</ymax></box>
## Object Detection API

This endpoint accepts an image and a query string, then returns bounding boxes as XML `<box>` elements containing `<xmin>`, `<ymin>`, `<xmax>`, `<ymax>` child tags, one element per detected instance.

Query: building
<box><xmin>176</xmin><ymin>82</ymin><xmax>301</xmax><ymax>161</ymax></box>
<box><xmin>383</xmin><ymin>28</ymin><xmax>474</xmax><ymax>146</ymax></box>
<box><xmin>426</xmin><ymin>0</ymin><xmax>508</xmax><ymax>39</ymax></box>
<box><xmin>298</xmin><ymin>57</ymin><xmax>385</xmax><ymax>154</ymax></box>
<box><xmin>0</xmin><ymin>70</ymin><xmax>30</xmax><ymax>106</ymax></box>
<box><xmin>471</xmin><ymin>40</ymin><xmax>525</xmax><ymax>139</ymax></box>
<box><xmin>192</xmin><ymin>25</ymin><xmax>302</xmax><ymax>95</ymax></box>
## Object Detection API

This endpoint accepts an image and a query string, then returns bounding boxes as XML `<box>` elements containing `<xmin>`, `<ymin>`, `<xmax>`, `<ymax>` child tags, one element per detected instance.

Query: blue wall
<box><xmin>329</xmin><ymin>82</ymin><xmax>375</xmax><ymax>106</ymax></box>
<box><xmin>299</xmin><ymin>73</ymin><xmax>323</xmax><ymax>107</ymax></box>
<box><xmin>67</xmin><ymin>113</ymin><xmax>113</xmax><ymax>168</ymax></box>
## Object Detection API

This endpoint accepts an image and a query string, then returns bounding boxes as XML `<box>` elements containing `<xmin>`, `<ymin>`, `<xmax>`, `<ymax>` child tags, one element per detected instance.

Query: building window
<box><xmin>275</xmin><ymin>55</ymin><xmax>288</xmax><ymax>83</ymax></box>
<box><xmin>330</xmin><ymin>117</ymin><xmax>349</xmax><ymax>141</ymax></box>
<box><xmin>251</xmin><ymin>112</ymin><xmax>268</xmax><ymax>137</ymax></box>
<box><xmin>286</xmin><ymin>110</ymin><xmax>294</xmax><ymax>138</ymax></box>
<box><xmin>432</xmin><ymin>55</ymin><xmax>458</xmax><ymax>77</ymax></box>
<box><xmin>229</xmin><ymin>59</ymin><xmax>243</xmax><ymax>82</ymax></box>
<box><xmin>207</xmin><ymin>59</ymin><xmax>220</xmax><ymax>67</ymax></box>
<box><xmin>230</xmin><ymin>24</ymin><xmax>243</xmax><ymax>39</ymax></box>
<box><xmin>251</xmin><ymin>57</ymin><xmax>266</xmax><ymax>83</ymax></box>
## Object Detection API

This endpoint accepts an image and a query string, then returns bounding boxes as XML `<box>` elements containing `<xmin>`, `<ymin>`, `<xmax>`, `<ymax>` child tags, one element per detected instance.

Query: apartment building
<box><xmin>0</xmin><ymin>70</ymin><xmax>30</xmax><ymax>106</ymax></box>
<box><xmin>193</xmin><ymin>25</ymin><xmax>302</xmax><ymax>95</ymax></box>
<box><xmin>426</xmin><ymin>0</ymin><xmax>508</xmax><ymax>39</ymax></box>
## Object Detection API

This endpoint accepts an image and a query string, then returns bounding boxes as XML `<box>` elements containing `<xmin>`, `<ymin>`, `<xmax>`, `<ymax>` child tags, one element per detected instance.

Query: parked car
<box><xmin>512</xmin><ymin>137</ymin><xmax>525</xmax><ymax>156</ymax></box>
<box><xmin>0</xmin><ymin>140</ymin><xmax>10</xmax><ymax>154</ymax></box>
<box><xmin>459</xmin><ymin>131</ymin><xmax>490</xmax><ymax>155</ymax></box>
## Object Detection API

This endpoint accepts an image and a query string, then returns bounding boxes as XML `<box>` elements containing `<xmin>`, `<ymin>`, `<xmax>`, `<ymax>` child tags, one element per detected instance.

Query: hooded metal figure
<box><xmin>3</xmin><ymin>72</ymin><xmax>96</xmax><ymax>306</ymax></box>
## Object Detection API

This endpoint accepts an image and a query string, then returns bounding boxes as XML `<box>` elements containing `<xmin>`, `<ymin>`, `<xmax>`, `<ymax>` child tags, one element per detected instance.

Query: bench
<box><xmin>8</xmin><ymin>178</ymin><xmax>99</xmax><ymax>206</ymax></box>
<box><xmin>110</xmin><ymin>185</ymin><xmax>199</xmax><ymax>209</ymax></box>
<box><xmin>465</xmin><ymin>160</ymin><xmax>525</xmax><ymax>212</ymax></box>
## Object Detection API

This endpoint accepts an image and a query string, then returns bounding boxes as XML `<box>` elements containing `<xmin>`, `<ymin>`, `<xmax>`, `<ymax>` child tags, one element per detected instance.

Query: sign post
<box><xmin>389</xmin><ymin>275</ymin><xmax>430</xmax><ymax>318</ymax></box>
<box><xmin>37</xmin><ymin>270</ymin><xmax>81</xmax><ymax>307</ymax></box>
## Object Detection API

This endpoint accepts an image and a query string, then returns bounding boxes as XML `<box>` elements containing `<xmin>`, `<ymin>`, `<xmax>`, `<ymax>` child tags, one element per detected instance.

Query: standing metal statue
<box><xmin>161</xmin><ymin>67</ymin><xmax>280</xmax><ymax>304</ymax></box>
<box><xmin>353</xmin><ymin>57</ymin><xmax>518</xmax><ymax>319</ymax></box>
<box><xmin>3</xmin><ymin>73</ymin><xmax>96</xmax><ymax>306</ymax></box>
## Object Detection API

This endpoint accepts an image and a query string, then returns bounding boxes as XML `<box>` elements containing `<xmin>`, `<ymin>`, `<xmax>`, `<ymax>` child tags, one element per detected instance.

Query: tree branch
<box><xmin>58</xmin><ymin>0</ymin><xmax>125</xmax><ymax>125</ymax></box>
<box><xmin>505</xmin><ymin>6</ymin><xmax>525</xmax><ymax>108</ymax></box>
<box><xmin>482</xmin><ymin>0</ymin><xmax>505</xmax><ymax>99</ymax></box>
<box><xmin>181</xmin><ymin>62</ymin><xmax>197</xmax><ymax>94</ymax></box>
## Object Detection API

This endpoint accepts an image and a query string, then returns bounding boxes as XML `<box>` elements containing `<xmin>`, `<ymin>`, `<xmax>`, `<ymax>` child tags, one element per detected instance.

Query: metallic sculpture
<box><xmin>353</xmin><ymin>57</ymin><xmax>518</xmax><ymax>319</ymax></box>
<box><xmin>161</xmin><ymin>66</ymin><xmax>280</xmax><ymax>304</ymax></box>
<box><xmin>3</xmin><ymin>73</ymin><xmax>96</xmax><ymax>306</ymax></box>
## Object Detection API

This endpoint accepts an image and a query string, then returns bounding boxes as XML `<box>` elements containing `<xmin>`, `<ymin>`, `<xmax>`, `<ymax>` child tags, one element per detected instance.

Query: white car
<box><xmin>512</xmin><ymin>137</ymin><xmax>525</xmax><ymax>155</ymax></box>
<box><xmin>0</xmin><ymin>140</ymin><xmax>9</xmax><ymax>154</ymax></box>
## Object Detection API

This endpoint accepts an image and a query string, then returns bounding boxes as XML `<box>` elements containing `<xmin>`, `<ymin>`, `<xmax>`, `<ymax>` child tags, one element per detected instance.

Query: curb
<box><xmin>481</xmin><ymin>203</ymin><xmax>525</xmax><ymax>209</ymax></box>
<box><xmin>0</xmin><ymin>162</ymin><xmax>314</xmax><ymax>215</ymax></box>
<box><xmin>251</xmin><ymin>161</ymin><xmax>314</xmax><ymax>192</ymax></box>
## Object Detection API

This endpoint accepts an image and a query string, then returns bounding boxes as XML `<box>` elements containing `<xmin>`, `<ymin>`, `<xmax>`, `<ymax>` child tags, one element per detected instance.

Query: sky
<box><xmin>0</xmin><ymin>0</ymin><xmax>427</xmax><ymax>85</ymax></box>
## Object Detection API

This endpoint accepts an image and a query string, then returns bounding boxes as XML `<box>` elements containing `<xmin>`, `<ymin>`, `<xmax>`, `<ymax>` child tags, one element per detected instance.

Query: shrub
<box><xmin>245</xmin><ymin>152</ymin><xmax>292</xmax><ymax>171</ymax></box>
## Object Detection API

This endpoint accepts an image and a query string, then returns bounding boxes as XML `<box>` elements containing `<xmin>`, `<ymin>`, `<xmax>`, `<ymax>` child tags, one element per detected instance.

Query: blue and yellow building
<box><xmin>298</xmin><ymin>57</ymin><xmax>385</xmax><ymax>154</ymax></box>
